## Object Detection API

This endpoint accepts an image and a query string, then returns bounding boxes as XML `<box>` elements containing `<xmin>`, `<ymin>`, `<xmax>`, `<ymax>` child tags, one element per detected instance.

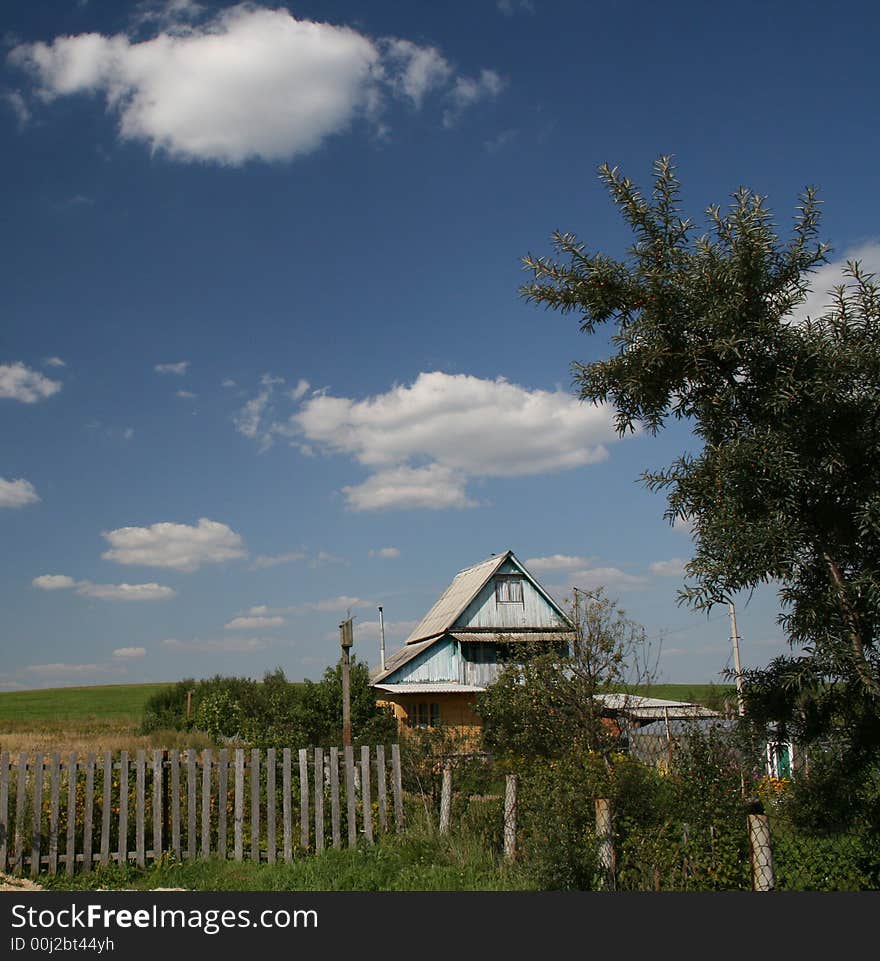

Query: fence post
<box><xmin>439</xmin><ymin>763</ymin><xmax>452</xmax><ymax>835</ymax></box>
<box><xmin>391</xmin><ymin>743</ymin><xmax>404</xmax><ymax>833</ymax></box>
<box><xmin>503</xmin><ymin>774</ymin><xmax>517</xmax><ymax>860</ymax></box>
<box><xmin>748</xmin><ymin>814</ymin><xmax>775</xmax><ymax>891</ymax></box>
<box><xmin>595</xmin><ymin>798</ymin><xmax>616</xmax><ymax>891</ymax></box>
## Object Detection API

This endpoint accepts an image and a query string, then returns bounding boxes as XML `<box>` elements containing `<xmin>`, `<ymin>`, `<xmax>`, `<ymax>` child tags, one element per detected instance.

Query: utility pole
<box><xmin>339</xmin><ymin>616</ymin><xmax>354</xmax><ymax>747</ymax></box>
<box><xmin>729</xmin><ymin>601</ymin><xmax>745</xmax><ymax>716</ymax></box>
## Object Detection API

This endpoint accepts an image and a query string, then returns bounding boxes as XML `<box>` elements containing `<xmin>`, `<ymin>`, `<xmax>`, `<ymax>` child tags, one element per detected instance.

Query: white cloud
<box><xmin>565</xmin><ymin>567</ymin><xmax>650</xmax><ymax>592</ymax></box>
<box><xmin>154</xmin><ymin>361</ymin><xmax>189</xmax><ymax>375</ymax></box>
<box><xmin>233</xmin><ymin>388</ymin><xmax>274</xmax><ymax>451</ymax></box>
<box><xmin>161</xmin><ymin>636</ymin><xmax>267</xmax><ymax>654</ymax></box>
<box><xmin>176</xmin><ymin>389</ymin><xmax>196</xmax><ymax>399</ymax></box>
<box><xmin>0</xmin><ymin>477</ymin><xmax>40</xmax><ymax>508</ymax></box>
<box><xmin>101</xmin><ymin>517</ymin><xmax>246</xmax><ymax>572</ymax></box>
<box><xmin>789</xmin><ymin>242</ymin><xmax>880</xmax><ymax>324</ymax></box>
<box><xmin>282</xmin><ymin>371</ymin><xmax>618</xmax><ymax>510</ymax></box>
<box><xmin>44</xmin><ymin>356</ymin><xmax>66</xmax><ymax>367</ymax></box>
<box><xmin>382</xmin><ymin>38</ymin><xmax>451</xmax><ymax>106</ymax></box>
<box><xmin>0</xmin><ymin>362</ymin><xmax>62</xmax><ymax>403</ymax></box>
<box><xmin>344</xmin><ymin>464</ymin><xmax>475</xmax><ymax>511</ymax></box>
<box><xmin>444</xmin><ymin>69</ymin><xmax>505</xmax><ymax>127</ymax></box>
<box><xmin>32</xmin><ymin>574</ymin><xmax>77</xmax><ymax>590</ymax></box>
<box><xmin>224</xmin><ymin>615</ymin><xmax>285</xmax><ymax>631</ymax></box>
<box><xmin>4</xmin><ymin>89</ymin><xmax>31</xmax><ymax>126</ymax></box>
<box><xmin>250</xmin><ymin>550</ymin><xmax>306</xmax><ymax>570</ymax></box>
<box><xmin>650</xmin><ymin>558</ymin><xmax>687</xmax><ymax>577</ymax></box>
<box><xmin>26</xmin><ymin>662</ymin><xmax>126</xmax><ymax>677</ymax></box>
<box><xmin>113</xmin><ymin>646</ymin><xmax>146</xmax><ymax>658</ymax></box>
<box><xmin>525</xmin><ymin>554</ymin><xmax>591</xmax><ymax>572</ymax></box>
<box><xmin>11</xmin><ymin>6</ymin><xmax>503</xmax><ymax>165</ymax></box>
<box><xmin>33</xmin><ymin>573</ymin><xmax>175</xmax><ymax>601</ymax></box>
<box><xmin>369</xmin><ymin>546</ymin><xmax>400</xmax><ymax>559</ymax></box>
<box><xmin>288</xmin><ymin>378</ymin><xmax>310</xmax><ymax>401</ymax></box>
<box><xmin>281</xmin><ymin>595</ymin><xmax>371</xmax><ymax>615</ymax></box>
<box><xmin>221</xmin><ymin>378</ymin><xmax>237</xmax><ymax>388</ymax></box>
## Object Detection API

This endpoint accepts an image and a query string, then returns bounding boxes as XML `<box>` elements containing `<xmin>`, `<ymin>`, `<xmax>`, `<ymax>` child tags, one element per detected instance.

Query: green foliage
<box><xmin>140</xmin><ymin>661</ymin><xmax>396</xmax><ymax>748</ymax></box>
<box><xmin>522</xmin><ymin>155</ymin><xmax>880</xmax><ymax>756</ymax></box>
<box><xmin>477</xmin><ymin>589</ymin><xmax>652</xmax><ymax>762</ymax></box>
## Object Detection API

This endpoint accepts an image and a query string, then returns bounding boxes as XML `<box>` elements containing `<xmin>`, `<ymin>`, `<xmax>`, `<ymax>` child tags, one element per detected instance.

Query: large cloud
<box><xmin>10</xmin><ymin>5</ymin><xmax>503</xmax><ymax>165</ymax></box>
<box><xmin>0</xmin><ymin>362</ymin><xmax>62</xmax><ymax>403</ymax></box>
<box><xmin>270</xmin><ymin>371</ymin><xmax>619</xmax><ymax>510</ymax></box>
<box><xmin>101</xmin><ymin>517</ymin><xmax>246</xmax><ymax>572</ymax></box>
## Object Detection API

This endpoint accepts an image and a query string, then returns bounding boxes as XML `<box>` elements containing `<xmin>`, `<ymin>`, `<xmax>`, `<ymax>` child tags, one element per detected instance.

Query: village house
<box><xmin>370</xmin><ymin>549</ymin><xmax>576</xmax><ymax>736</ymax></box>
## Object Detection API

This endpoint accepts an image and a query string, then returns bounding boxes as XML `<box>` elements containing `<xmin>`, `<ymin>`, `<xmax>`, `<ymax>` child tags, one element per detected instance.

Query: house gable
<box><xmin>454</xmin><ymin>556</ymin><xmax>570</xmax><ymax>632</ymax></box>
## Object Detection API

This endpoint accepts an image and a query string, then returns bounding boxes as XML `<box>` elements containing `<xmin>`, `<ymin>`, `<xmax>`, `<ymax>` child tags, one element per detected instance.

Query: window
<box><xmin>408</xmin><ymin>702</ymin><xmax>441</xmax><ymax>728</ymax></box>
<box><xmin>495</xmin><ymin>575</ymin><xmax>523</xmax><ymax>604</ymax></box>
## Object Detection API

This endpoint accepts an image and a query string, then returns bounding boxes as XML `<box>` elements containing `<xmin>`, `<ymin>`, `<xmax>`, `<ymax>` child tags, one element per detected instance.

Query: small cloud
<box><xmin>288</xmin><ymin>378</ymin><xmax>310</xmax><ymax>401</ymax></box>
<box><xmin>443</xmin><ymin>69</ymin><xmax>505</xmax><ymax>127</ymax></box>
<box><xmin>250</xmin><ymin>551</ymin><xmax>306</xmax><ymax>570</ymax></box>
<box><xmin>650</xmin><ymin>558</ymin><xmax>687</xmax><ymax>577</ymax></box>
<box><xmin>369</xmin><ymin>547</ymin><xmax>400</xmax><ymax>559</ymax></box>
<box><xmin>525</xmin><ymin>554</ymin><xmax>591</xmax><ymax>572</ymax></box>
<box><xmin>176</xmin><ymin>389</ymin><xmax>196</xmax><ymax>399</ymax></box>
<box><xmin>32</xmin><ymin>573</ymin><xmax>175</xmax><ymax>601</ymax></box>
<box><xmin>221</xmin><ymin>379</ymin><xmax>237</xmax><ymax>388</ymax></box>
<box><xmin>0</xmin><ymin>362</ymin><xmax>62</xmax><ymax>403</ymax></box>
<box><xmin>3</xmin><ymin>90</ymin><xmax>31</xmax><ymax>126</ymax></box>
<box><xmin>224</xmin><ymin>615</ymin><xmax>285</xmax><ymax>631</ymax></box>
<box><xmin>113</xmin><ymin>646</ymin><xmax>146</xmax><ymax>658</ymax></box>
<box><xmin>161</xmin><ymin>636</ymin><xmax>267</xmax><ymax>654</ymax></box>
<box><xmin>44</xmin><ymin>356</ymin><xmax>66</xmax><ymax>368</ymax></box>
<box><xmin>154</xmin><ymin>361</ymin><xmax>190</xmax><ymax>375</ymax></box>
<box><xmin>32</xmin><ymin>574</ymin><xmax>77</xmax><ymax>590</ymax></box>
<box><xmin>0</xmin><ymin>477</ymin><xmax>40</xmax><ymax>509</ymax></box>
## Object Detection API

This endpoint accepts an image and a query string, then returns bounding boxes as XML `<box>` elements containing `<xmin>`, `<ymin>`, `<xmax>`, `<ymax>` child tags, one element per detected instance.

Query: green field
<box><xmin>0</xmin><ymin>682</ymin><xmax>173</xmax><ymax>728</ymax></box>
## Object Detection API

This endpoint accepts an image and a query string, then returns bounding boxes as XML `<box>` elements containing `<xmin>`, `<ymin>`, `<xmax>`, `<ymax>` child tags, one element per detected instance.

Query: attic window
<box><xmin>495</xmin><ymin>575</ymin><xmax>523</xmax><ymax>604</ymax></box>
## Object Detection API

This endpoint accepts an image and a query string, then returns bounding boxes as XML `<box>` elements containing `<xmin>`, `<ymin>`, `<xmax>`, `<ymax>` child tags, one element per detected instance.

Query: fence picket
<box><xmin>361</xmin><ymin>746</ymin><xmax>373</xmax><ymax>844</ymax></box>
<box><xmin>151</xmin><ymin>750</ymin><xmax>162</xmax><ymax>860</ymax></box>
<box><xmin>375</xmin><ymin>745</ymin><xmax>388</xmax><ymax>834</ymax></box>
<box><xmin>299</xmin><ymin>748</ymin><xmax>309</xmax><ymax>851</ymax></box>
<box><xmin>391</xmin><ymin>743</ymin><xmax>404</xmax><ymax>833</ymax></box>
<box><xmin>234</xmin><ymin>749</ymin><xmax>244</xmax><ymax>861</ymax></box>
<box><xmin>187</xmin><ymin>751</ymin><xmax>197</xmax><ymax>861</ymax></box>
<box><xmin>201</xmin><ymin>750</ymin><xmax>212</xmax><ymax>858</ymax></box>
<box><xmin>344</xmin><ymin>746</ymin><xmax>357</xmax><ymax>849</ymax></box>
<box><xmin>48</xmin><ymin>753</ymin><xmax>60</xmax><ymax>874</ymax></box>
<box><xmin>217</xmin><ymin>749</ymin><xmax>228</xmax><ymax>860</ymax></box>
<box><xmin>250</xmin><ymin>749</ymin><xmax>260</xmax><ymax>862</ymax></box>
<box><xmin>314</xmin><ymin>748</ymin><xmax>324</xmax><ymax>854</ymax></box>
<box><xmin>135</xmin><ymin>751</ymin><xmax>146</xmax><ymax>868</ymax></box>
<box><xmin>329</xmin><ymin>747</ymin><xmax>340</xmax><ymax>850</ymax></box>
<box><xmin>282</xmin><ymin>748</ymin><xmax>292</xmax><ymax>863</ymax></box>
<box><xmin>66</xmin><ymin>753</ymin><xmax>77</xmax><ymax>875</ymax></box>
<box><xmin>30</xmin><ymin>753</ymin><xmax>43</xmax><ymax>878</ymax></box>
<box><xmin>266</xmin><ymin>748</ymin><xmax>276</xmax><ymax>865</ymax></box>
<box><xmin>0</xmin><ymin>751</ymin><xmax>9</xmax><ymax>872</ymax></box>
<box><xmin>13</xmin><ymin>754</ymin><xmax>27</xmax><ymax>873</ymax></box>
<box><xmin>170</xmin><ymin>750</ymin><xmax>181</xmax><ymax>860</ymax></box>
<box><xmin>100</xmin><ymin>752</ymin><xmax>111</xmax><ymax>868</ymax></box>
<box><xmin>118</xmin><ymin>751</ymin><xmax>129</xmax><ymax>866</ymax></box>
<box><xmin>83</xmin><ymin>754</ymin><xmax>95</xmax><ymax>874</ymax></box>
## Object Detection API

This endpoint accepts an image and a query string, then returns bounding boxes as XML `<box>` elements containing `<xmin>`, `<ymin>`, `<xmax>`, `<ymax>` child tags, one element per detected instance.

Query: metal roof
<box><xmin>374</xmin><ymin>682</ymin><xmax>486</xmax><ymax>695</ymax></box>
<box><xmin>595</xmin><ymin>694</ymin><xmax>719</xmax><ymax>721</ymax></box>
<box><xmin>404</xmin><ymin>551</ymin><xmax>511</xmax><ymax>644</ymax></box>
<box><xmin>449</xmin><ymin>631</ymin><xmax>574</xmax><ymax>644</ymax></box>
<box><xmin>369</xmin><ymin>636</ymin><xmax>438</xmax><ymax>684</ymax></box>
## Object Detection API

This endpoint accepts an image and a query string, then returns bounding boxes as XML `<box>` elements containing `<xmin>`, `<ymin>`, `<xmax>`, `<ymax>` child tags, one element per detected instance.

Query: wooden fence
<box><xmin>0</xmin><ymin>745</ymin><xmax>404</xmax><ymax>877</ymax></box>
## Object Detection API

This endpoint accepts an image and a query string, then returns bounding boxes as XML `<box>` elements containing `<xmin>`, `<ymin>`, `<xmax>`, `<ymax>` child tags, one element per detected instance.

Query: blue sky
<box><xmin>1</xmin><ymin>0</ymin><xmax>878</xmax><ymax>690</ymax></box>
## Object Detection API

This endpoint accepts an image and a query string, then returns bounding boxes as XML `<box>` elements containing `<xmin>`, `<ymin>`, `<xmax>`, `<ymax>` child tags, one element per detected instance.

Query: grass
<box><xmin>0</xmin><ymin>683</ymin><xmax>173</xmax><ymax>729</ymax></box>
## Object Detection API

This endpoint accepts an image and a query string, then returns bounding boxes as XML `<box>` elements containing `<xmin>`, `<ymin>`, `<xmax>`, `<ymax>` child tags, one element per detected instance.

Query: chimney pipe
<box><xmin>378</xmin><ymin>605</ymin><xmax>386</xmax><ymax>672</ymax></box>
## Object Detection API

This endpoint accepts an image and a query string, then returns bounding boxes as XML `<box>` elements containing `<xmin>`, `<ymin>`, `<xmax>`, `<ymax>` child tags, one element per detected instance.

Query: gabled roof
<box><xmin>403</xmin><ymin>549</ymin><xmax>571</xmax><ymax>644</ymax></box>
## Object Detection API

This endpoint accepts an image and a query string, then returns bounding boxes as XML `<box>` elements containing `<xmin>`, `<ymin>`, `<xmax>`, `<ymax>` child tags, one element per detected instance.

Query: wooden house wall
<box><xmin>455</xmin><ymin>557</ymin><xmax>567</xmax><ymax>631</ymax></box>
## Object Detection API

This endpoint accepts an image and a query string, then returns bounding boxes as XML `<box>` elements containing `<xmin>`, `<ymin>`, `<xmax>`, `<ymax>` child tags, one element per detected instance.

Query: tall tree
<box><xmin>521</xmin><ymin>157</ymin><xmax>880</xmax><ymax>752</ymax></box>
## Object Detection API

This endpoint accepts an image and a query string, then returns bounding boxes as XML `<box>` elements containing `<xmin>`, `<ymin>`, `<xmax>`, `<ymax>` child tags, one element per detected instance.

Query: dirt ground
<box><xmin>0</xmin><ymin>872</ymin><xmax>43</xmax><ymax>891</ymax></box>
